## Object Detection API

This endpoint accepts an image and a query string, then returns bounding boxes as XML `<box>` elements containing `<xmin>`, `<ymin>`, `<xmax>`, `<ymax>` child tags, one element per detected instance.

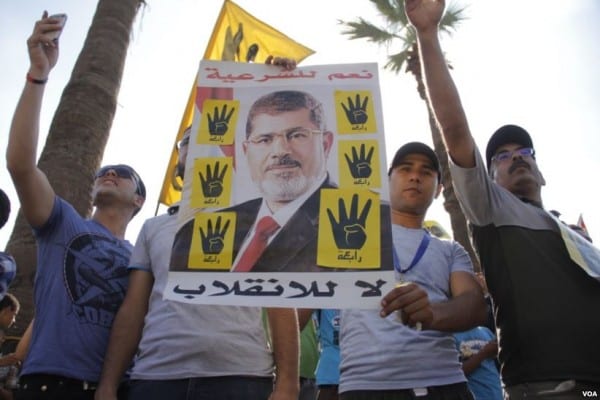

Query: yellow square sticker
<box><xmin>338</xmin><ymin>140</ymin><xmax>381</xmax><ymax>189</ymax></box>
<box><xmin>191</xmin><ymin>157</ymin><xmax>233</xmax><ymax>208</ymax></box>
<box><xmin>317</xmin><ymin>189</ymin><xmax>381</xmax><ymax>269</ymax></box>
<box><xmin>197</xmin><ymin>99</ymin><xmax>240</xmax><ymax>145</ymax></box>
<box><xmin>334</xmin><ymin>91</ymin><xmax>377</xmax><ymax>134</ymax></box>
<box><xmin>188</xmin><ymin>212</ymin><xmax>236</xmax><ymax>270</ymax></box>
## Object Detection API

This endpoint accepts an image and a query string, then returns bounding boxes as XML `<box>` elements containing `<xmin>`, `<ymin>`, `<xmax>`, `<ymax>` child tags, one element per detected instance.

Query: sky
<box><xmin>1</xmin><ymin>0</ymin><xmax>599</xmax><ymax>248</ymax></box>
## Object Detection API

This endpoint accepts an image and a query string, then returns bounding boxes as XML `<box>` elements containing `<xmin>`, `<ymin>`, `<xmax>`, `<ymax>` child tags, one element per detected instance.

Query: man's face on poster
<box><xmin>243</xmin><ymin>107</ymin><xmax>333</xmax><ymax>207</ymax></box>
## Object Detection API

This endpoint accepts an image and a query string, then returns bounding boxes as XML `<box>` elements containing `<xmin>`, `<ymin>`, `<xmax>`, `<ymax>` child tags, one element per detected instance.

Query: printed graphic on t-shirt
<box><xmin>458</xmin><ymin>339</ymin><xmax>488</xmax><ymax>360</ymax></box>
<box><xmin>63</xmin><ymin>233</ymin><xmax>131</xmax><ymax>328</ymax></box>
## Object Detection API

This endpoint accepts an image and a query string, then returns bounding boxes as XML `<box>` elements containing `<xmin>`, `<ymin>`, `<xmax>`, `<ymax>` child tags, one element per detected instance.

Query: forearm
<box><xmin>0</xmin><ymin>356</ymin><xmax>18</xmax><ymax>367</ymax></box>
<box><xmin>266</xmin><ymin>307</ymin><xmax>299</xmax><ymax>397</ymax></box>
<box><xmin>97</xmin><ymin>302</ymin><xmax>146</xmax><ymax>395</ymax></box>
<box><xmin>416</xmin><ymin>29</ymin><xmax>475</xmax><ymax>166</ymax></box>
<box><xmin>430</xmin><ymin>290</ymin><xmax>486</xmax><ymax>332</ymax></box>
<box><xmin>15</xmin><ymin>319</ymin><xmax>33</xmax><ymax>362</ymax></box>
<box><xmin>461</xmin><ymin>351</ymin><xmax>487</xmax><ymax>375</ymax></box>
<box><xmin>297</xmin><ymin>308</ymin><xmax>314</xmax><ymax>331</ymax></box>
<box><xmin>7</xmin><ymin>81</ymin><xmax>45</xmax><ymax>173</ymax></box>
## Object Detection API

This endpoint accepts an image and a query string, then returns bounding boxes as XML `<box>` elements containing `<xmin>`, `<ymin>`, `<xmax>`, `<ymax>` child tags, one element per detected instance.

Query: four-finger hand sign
<box><xmin>345</xmin><ymin>143</ymin><xmax>374</xmax><ymax>178</ymax></box>
<box><xmin>327</xmin><ymin>194</ymin><xmax>372</xmax><ymax>249</ymax></box>
<box><xmin>199</xmin><ymin>161</ymin><xmax>228</xmax><ymax>198</ymax></box>
<box><xmin>199</xmin><ymin>216</ymin><xmax>231</xmax><ymax>254</ymax></box>
<box><xmin>207</xmin><ymin>104</ymin><xmax>235</xmax><ymax>136</ymax></box>
<box><xmin>341</xmin><ymin>94</ymin><xmax>369</xmax><ymax>125</ymax></box>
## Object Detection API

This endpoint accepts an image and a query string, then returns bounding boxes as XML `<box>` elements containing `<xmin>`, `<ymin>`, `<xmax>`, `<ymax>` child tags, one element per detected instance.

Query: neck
<box><xmin>265</xmin><ymin>199</ymin><xmax>289</xmax><ymax>214</ymax></box>
<box><xmin>391</xmin><ymin>208</ymin><xmax>425</xmax><ymax>229</ymax></box>
<box><xmin>515</xmin><ymin>192</ymin><xmax>543</xmax><ymax>208</ymax></box>
<box><xmin>92</xmin><ymin>207</ymin><xmax>131</xmax><ymax>239</ymax></box>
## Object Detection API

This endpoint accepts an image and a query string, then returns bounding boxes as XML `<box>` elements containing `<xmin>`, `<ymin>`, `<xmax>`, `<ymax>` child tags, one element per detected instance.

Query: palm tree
<box><xmin>340</xmin><ymin>0</ymin><xmax>480</xmax><ymax>271</ymax></box>
<box><xmin>4</xmin><ymin>0</ymin><xmax>145</xmax><ymax>335</ymax></box>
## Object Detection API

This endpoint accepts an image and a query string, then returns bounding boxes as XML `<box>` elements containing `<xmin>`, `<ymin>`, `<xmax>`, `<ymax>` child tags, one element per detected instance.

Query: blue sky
<box><xmin>1</xmin><ymin>0</ymin><xmax>599</xmax><ymax>246</ymax></box>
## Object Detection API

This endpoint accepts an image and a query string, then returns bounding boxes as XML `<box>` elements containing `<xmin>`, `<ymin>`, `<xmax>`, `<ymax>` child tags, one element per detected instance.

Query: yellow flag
<box><xmin>156</xmin><ymin>0</ymin><xmax>315</xmax><ymax>210</ymax></box>
<box><xmin>423</xmin><ymin>220</ymin><xmax>451</xmax><ymax>239</ymax></box>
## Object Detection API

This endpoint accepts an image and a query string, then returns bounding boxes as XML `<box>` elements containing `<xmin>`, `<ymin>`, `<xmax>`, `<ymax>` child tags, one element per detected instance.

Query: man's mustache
<box><xmin>509</xmin><ymin>159</ymin><xmax>531</xmax><ymax>174</ymax></box>
<box><xmin>266</xmin><ymin>155</ymin><xmax>301</xmax><ymax>170</ymax></box>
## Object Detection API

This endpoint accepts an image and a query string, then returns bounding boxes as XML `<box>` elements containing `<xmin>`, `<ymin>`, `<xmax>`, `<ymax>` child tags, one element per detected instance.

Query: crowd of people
<box><xmin>0</xmin><ymin>1</ymin><xmax>598</xmax><ymax>399</ymax></box>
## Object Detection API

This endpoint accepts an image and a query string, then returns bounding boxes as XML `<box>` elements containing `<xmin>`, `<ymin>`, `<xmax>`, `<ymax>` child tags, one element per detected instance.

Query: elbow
<box><xmin>6</xmin><ymin>150</ymin><xmax>36</xmax><ymax>182</ymax></box>
<box><xmin>6</xmin><ymin>152</ymin><xmax>27</xmax><ymax>179</ymax></box>
<box><xmin>472</xmin><ymin>296</ymin><xmax>488</xmax><ymax>327</ymax></box>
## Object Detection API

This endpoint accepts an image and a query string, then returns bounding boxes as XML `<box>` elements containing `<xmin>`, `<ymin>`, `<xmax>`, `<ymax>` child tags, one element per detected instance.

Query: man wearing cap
<box><xmin>338</xmin><ymin>142</ymin><xmax>486</xmax><ymax>399</ymax></box>
<box><xmin>95</xmin><ymin>124</ymin><xmax>299</xmax><ymax>400</ymax></box>
<box><xmin>406</xmin><ymin>0</ymin><xmax>600</xmax><ymax>397</ymax></box>
<box><xmin>6</xmin><ymin>14</ymin><xmax>145</xmax><ymax>399</ymax></box>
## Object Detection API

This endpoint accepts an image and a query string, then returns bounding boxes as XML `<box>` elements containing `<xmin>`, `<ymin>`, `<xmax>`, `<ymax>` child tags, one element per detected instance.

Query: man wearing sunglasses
<box><xmin>97</xmin><ymin>120</ymin><xmax>299</xmax><ymax>400</ymax></box>
<box><xmin>405</xmin><ymin>0</ymin><xmax>600</xmax><ymax>397</ymax></box>
<box><xmin>6</xmin><ymin>14</ymin><xmax>145</xmax><ymax>400</ymax></box>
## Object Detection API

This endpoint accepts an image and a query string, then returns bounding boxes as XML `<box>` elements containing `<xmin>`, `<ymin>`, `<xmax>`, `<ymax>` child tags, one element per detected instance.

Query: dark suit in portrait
<box><xmin>170</xmin><ymin>179</ymin><xmax>393</xmax><ymax>272</ymax></box>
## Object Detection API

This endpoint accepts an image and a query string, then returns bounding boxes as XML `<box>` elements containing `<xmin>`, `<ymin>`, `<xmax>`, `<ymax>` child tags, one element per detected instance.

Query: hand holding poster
<box><xmin>165</xmin><ymin>60</ymin><xmax>394</xmax><ymax>308</ymax></box>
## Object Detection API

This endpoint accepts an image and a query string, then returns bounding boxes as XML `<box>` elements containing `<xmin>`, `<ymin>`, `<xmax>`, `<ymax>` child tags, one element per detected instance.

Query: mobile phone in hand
<box><xmin>48</xmin><ymin>13</ymin><xmax>67</xmax><ymax>41</ymax></box>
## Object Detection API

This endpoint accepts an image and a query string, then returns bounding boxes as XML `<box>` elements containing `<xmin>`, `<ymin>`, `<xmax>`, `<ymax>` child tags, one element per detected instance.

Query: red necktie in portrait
<box><xmin>233</xmin><ymin>216</ymin><xmax>280</xmax><ymax>272</ymax></box>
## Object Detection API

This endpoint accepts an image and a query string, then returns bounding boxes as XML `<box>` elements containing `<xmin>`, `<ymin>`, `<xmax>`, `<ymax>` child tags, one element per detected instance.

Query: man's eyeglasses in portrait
<box><xmin>245</xmin><ymin>128</ymin><xmax>322</xmax><ymax>148</ymax></box>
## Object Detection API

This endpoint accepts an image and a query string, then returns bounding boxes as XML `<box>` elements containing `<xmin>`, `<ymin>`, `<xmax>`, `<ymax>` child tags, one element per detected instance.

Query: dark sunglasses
<box><xmin>95</xmin><ymin>165</ymin><xmax>144</xmax><ymax>196</ymax></box>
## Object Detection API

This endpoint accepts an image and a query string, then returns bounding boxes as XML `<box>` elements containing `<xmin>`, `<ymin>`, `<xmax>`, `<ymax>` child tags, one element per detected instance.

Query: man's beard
<box><xmin>259</xmin><ymin>171</ymin><xmax>312</xmax><ymax>202</ymax></box>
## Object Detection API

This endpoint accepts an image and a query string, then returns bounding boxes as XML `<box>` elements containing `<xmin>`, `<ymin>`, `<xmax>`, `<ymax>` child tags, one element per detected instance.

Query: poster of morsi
<box><xmin>164</xmin><ymin>60</ymin><xmax>395</xmax><ymax>308</ymax></box>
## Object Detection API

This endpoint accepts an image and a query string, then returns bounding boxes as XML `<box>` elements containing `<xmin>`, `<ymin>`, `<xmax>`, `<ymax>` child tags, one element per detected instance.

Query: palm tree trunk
<box><xmin>4</xmin><ymin>0</ymin><xmax>144</xmax><ymax>336</ymax></box>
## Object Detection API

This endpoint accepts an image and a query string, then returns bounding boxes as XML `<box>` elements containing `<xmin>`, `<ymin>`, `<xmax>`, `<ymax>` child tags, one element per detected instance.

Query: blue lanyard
<box><xmin>393</xmin><ymin>231</ymin><xmax>431</xmax><ymax>275</ymax></box>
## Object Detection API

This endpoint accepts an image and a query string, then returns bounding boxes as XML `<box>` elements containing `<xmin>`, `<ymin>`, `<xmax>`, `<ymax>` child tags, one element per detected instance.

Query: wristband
<box><xmin>26</xmin><ymin>73</ymin><xmax>48</xmax><ymax>85</ymax></box>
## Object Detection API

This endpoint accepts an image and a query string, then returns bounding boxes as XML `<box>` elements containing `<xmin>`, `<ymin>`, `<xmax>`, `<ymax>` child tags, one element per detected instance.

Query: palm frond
<box><xmin>439</xmin><ymin>2</ymin><xmax>469</xmax><ymax>36</ymax></box>
<box><xmin>338</xmin><ymin>18</ymin><xmax>402</xmax><ymax>45</ymax></box>
<box><xmin>384</xmin><ymin>51</ymin><xmax>410</xmax><ymax>73</ymax></box>
<box><xmin>370</xmin><ymin>0</ymin><xmax>408</xmax><ymax>25</ymax></box>
<box><xmin>341</xmin><ymin>0</ymin><xmax>468</xmax><ymax>75</ymax></box>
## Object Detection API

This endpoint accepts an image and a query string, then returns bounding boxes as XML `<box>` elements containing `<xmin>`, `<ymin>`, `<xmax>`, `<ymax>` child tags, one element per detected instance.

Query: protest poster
<box><xmin>164</xmin><ymin>60</ymin><xmax>394</xmax><ymax>308</ymax></box>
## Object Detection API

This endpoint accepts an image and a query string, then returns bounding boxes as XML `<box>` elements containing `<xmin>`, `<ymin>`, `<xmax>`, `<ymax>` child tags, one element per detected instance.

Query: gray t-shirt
<box><xmin>339</xmin><ymin>224</ymin><xmax>471</xmax><ymax>392</ymax></box>
<box><xmin>448</xmin><ymin>148</ymin><xmax>600</xmax><ymax>384</ymax></box>
<box><xmin>129</xmin><ymin>210</ymin><xmax>274</xmax><ymax>380</ymax></box>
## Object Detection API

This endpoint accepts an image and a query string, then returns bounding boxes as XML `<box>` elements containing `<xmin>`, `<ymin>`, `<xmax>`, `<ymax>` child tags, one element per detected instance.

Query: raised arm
<box><xmin>95</xmin><ymin>270</ymin><xmax>153</xmax><ymax>400</ymax></box>
<box><xmin>6</xmin><ymin>13</ymin><xmax>65</xmax><ymax>227</ymax></box>
<box><xmin>266</xmin><ymin>307</ymin><xmax>299</xmax><ymax>400</ymax></box>
<box><xmin>405</xmin><ymin>0</ymin><xmax>475</xmax><ymax>168</ymax></box>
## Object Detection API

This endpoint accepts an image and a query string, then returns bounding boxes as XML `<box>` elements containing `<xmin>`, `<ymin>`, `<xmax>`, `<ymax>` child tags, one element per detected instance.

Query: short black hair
<box><xmin>0</xmin><ymin>189</ymin><xmax>10</xmax><ymax>230</ymax></box>
<box><xmin>246</xmin><ymin>90</ymin><xmax>325</xmax><ymax>138</ymax></box>
<box><xmin>0</xmin><ymin>293</ymin><xmax>19</xmax><ymax>314</ymax></box>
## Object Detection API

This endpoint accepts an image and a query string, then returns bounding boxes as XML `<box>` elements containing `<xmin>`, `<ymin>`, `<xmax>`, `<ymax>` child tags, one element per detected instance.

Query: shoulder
<box><xmin>430</xmin><ymin>235</ymin><xmax>473</xmax><ymax>269</ymax></box>
<box><xmin>143</xmin><ymin>212</ymin><xmax>175</xmax><ymax>230</ymax></box>
<box><xmin>429</xmin><ymin>234</ymin><xmax>462</xmax><ymax>252</ymax></box>
<box><xmin>35</xmin><ymin>196</ymin><xmax>81</xmax><ymax>236</ymax></box>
